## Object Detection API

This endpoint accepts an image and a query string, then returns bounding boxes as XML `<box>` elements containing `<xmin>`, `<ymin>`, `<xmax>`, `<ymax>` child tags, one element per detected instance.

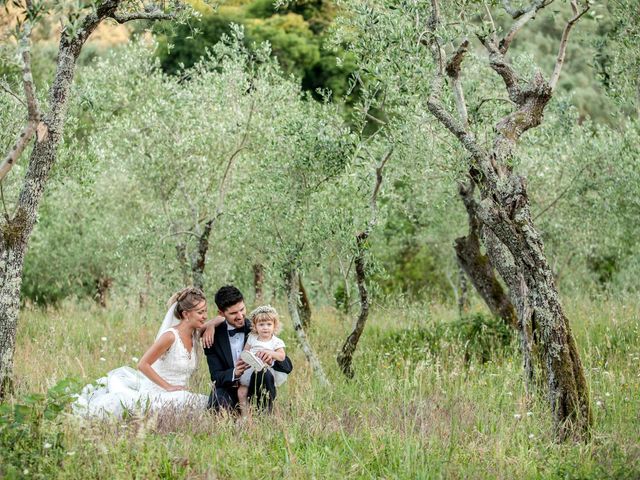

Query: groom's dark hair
<box><xmin>215</xmin><ymin>285</ymin><xmax>244</xmax><ymax>311</ymax></box>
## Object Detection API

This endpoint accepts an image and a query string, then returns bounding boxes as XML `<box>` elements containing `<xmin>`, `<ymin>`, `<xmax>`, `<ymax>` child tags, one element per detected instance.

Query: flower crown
<box><xmin>249</xmin><ymin>305</ymin><xmax>278</xmax><ymax>320</ymax></box>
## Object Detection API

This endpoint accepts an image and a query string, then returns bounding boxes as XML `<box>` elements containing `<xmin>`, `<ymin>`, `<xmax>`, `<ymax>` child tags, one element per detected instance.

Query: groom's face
<box><xmin>220</xmin><ymin>301</ymin><xmax>246</xmax><ymax>328</ymax></box>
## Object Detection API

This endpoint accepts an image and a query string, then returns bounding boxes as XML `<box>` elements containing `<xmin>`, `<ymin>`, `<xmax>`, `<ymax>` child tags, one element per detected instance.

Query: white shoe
<box><xmin>240</xmin><ymin>351</ymin><xmax>267</xmax><ymax>372</ymax></box>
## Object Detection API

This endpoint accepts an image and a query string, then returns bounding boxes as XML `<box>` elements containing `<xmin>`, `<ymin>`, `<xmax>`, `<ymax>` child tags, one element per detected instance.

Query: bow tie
<box><xmin>228</xmin><ymin>328</ymin><xmax>244</xmax><ymax>337</ymax></box>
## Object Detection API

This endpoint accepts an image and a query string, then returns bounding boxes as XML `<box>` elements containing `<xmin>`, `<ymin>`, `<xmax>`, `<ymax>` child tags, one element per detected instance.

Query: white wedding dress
<box><xmin>73</xmin><ymin>327</ymin><xmax>208</xmax><ymax>418</ymax></box>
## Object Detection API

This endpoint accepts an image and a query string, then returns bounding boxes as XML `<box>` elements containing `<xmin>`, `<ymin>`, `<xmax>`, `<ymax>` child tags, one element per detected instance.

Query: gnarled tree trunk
<box><xmin>426</xmin><ymin>0</ymin><xmax>592</xmax><ymax>439</ymax></box>
<box><xmin>455</xmin><ymin>181</ymin><xmax>518</xmax><ymax>328</ymax></box>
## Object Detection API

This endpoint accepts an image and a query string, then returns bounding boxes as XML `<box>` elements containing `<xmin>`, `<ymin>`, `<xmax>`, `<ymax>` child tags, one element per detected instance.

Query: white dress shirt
<box><xmin>227</xmin><ymin>322</ymin><xmax>245</xmax><ymax>365</ymax></box>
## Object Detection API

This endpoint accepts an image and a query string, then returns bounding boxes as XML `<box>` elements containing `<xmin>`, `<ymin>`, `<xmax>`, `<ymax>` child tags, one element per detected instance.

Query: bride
<box><xmin>73</xmin><ymin>287</ymin><xmax>222</xmax><ymax>418</ymax></box>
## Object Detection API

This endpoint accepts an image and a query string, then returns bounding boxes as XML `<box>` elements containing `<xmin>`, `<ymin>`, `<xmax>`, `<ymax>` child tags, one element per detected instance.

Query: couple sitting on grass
<box><xmin>73</xmin><ymin>285</ymin><xmax>293</xmax><ymax>418</ymax></box>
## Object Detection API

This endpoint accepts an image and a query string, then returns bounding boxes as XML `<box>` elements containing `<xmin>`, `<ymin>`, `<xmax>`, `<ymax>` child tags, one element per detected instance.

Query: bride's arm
<box><xmin>137</xmin><ymin>331</ymin><xmax>184</xmax><ymax>392</ymax></box>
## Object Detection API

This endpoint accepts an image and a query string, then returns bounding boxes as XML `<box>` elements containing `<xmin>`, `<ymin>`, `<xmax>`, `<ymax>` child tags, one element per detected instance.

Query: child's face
<box><xmin>256</xmin><ymin>320</ymin><xmax>274</xmax><ymax>338</ymax></box>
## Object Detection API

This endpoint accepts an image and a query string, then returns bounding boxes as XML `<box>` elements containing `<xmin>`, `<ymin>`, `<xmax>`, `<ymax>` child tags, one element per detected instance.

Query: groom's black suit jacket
<box><xmin>203</xmin><ymin>318</ymin><xmax>293</xmax><ymax>391</ymax></box>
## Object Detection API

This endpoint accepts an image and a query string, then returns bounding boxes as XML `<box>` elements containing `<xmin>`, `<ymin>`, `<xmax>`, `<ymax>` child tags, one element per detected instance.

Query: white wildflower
<box><xmin>67</xmin><ymin>451</ymin><xmax>76</xmax><ymax>456</ymax></box>
<box><xmin>528</xmin><ymin>433</ymin><xmax>535</xmax><ymax>439</ymax></box>
<box><xmin>43</xmin><ymin>442</ymin><xmax>52</xmax><ymax>449</ymax></box>
<box><xmin>513</xmin><ymin>413</ymin><xmax>522</xmax><ymax>420</ymax></box>
<box><xmin>99</xmin><ymin>357</ymin><xmax>106</xmax><ymax>362</ymax></box>
<box><xmin>526</xmin><ymin>411</ymin><xmax>533</xmax><ymax>417</ymax></box>
<box><xmin>596</xmin><ymin>400</ymin><xmax>603</xmax><ymax>407</ymax></box>
<box><xmin>101</xmin><ymin>337</ymin><xmax>107</xmax><ymax>342</ymax></box>
<box><xmin>132</xmin><ymin>356</ymin><xmax>139</xmax><ymax>363</ymax></box>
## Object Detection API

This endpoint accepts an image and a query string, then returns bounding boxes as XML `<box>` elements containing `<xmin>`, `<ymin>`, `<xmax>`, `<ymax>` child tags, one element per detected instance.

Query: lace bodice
<box><xmin>141</xmin><ymin>328</ymin><xmax>198</xmax><ymax>392</ymax></box>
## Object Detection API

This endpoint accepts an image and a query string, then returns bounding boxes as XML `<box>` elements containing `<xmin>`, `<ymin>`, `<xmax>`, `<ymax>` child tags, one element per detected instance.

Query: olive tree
<box><xmin>0</xmin><ymin>0</ymin><xmax>191</xmax><ymax>398</ymax></box>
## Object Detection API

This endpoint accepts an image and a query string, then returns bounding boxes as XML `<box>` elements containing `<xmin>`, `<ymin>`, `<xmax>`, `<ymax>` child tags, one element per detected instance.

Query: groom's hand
<box><xmin>233</xmin><ymin>359</ymin><xmax>249</xmax><ymax>379</ymax></box>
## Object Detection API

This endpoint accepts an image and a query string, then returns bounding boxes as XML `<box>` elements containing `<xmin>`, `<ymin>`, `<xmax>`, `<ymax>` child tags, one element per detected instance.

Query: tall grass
<box><xmin>5</xmin><ymin>295</ymin><xmax>640</xmax><ymax>479</ymax></box>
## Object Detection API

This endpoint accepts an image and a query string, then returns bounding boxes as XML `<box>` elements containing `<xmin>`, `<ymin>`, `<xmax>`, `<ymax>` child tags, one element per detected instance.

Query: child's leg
<box><xmin>238</xmin><ymin>384</ymin><xmax>249</xmax><ymax>413</ymax></box>
<box><xmin>237</xmin><ymin>368</ymin><xmax>253</xmax><ymax>416</ymax></box>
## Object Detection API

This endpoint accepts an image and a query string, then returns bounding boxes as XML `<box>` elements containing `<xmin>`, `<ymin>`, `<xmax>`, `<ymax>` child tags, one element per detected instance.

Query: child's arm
<box><xmin>272</xmin><ymin>347</ymin><xmax>286</xmax><ymax>362</ymax></box>
<box><xmin>256</xmin><ymin>347</ymin><xmax>285</xmax><ymax>363</ymax></box>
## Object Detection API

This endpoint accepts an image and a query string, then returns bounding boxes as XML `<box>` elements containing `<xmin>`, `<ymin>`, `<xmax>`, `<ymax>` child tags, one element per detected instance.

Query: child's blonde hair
<box><xmin>249</xmin><ymin>305</ymin><xmax>281</xmax><ymax>335</ymax></box>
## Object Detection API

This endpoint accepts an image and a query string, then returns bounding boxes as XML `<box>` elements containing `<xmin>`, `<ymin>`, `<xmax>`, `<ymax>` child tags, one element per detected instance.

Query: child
<box><xmin>237</xmin><ymin>305</ymin><xmax>287</xmax><ymax>415</ymax></box>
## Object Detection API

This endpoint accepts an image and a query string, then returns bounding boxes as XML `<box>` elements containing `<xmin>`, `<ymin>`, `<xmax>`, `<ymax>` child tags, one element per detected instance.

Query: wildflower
<box><xmin>23</xmin><ymin>470</ymin><xmax>29</xmax><ymax>475</ymax></box>
<box><xmin>43</xmin><ymin>442</ymin><xmax>52</xmax><ymax>449</ymax></box>
<box><xmin>99</xmin><ymin>357</ymin><xmax>106</xmax><ymax>362</ymax></box>
<box><xmin>67</xmin><ymin>451</ymin><xmax>76</xmax><ymax>456</ymax></box>
<box><xmin>513</xmin><ymin>413</ymin><xmax>522</xmax><ymax>420</ymax></box>
<box><xmin>528</xmin><ymin>433</ymin><xmax>535</xmax><ymax>439</ymax></box>
<box><xmin>101</xmin><ymin>337</ymin><xmax>107</xmax><ymax>342</ymax></box>
<box><xmin>506</xmin><ymin>391</ymin><xmax>513</xmax><ymax>396</ymax></box>
<box><xmin>526</xmin><ymin>411</ymin><xmax>533</xmax><ymax>417</ymax></box>
<box><xmin>596</xmin><ymin>400</ymin><xmax>603</xmax><ymax>407</ymax></box>
<box><xmin>605</xmin><ymin>392</ymin><xmax>611</xmax><ymax>397</ymax></box>
<box><xmin>132</xmin><ymin>356</ymin><xmax>139</xmax><ymax>363</ymax></box>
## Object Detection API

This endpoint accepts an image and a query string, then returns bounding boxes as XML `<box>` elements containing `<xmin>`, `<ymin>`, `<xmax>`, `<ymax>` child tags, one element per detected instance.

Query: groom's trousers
<box><xmin>208</xmin><ymin>369</ymin><xmax>277</xmax><ymax>413</ymax></box>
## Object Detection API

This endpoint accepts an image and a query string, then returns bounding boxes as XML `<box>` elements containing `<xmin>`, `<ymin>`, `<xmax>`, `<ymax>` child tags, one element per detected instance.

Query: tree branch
<box><xmin>502</xmin><ymin>0</ymin><xmax>554</xmax><ymax>19</ymax></box>
<box><xmin>0</xmin><ymin>82</ymin><xmax>27</xmax><ymax>108</ymax></box>
<box><xmin>366</xmin><ymin>147</ymin><xmax>393</xmax><ymax>234</ymax></box>
<box><xmin>111</xmin><ymin>10</ymin><xmax>176</xmax><ymax>24</ymax></box>
<box><xmin>500</xmin><ymin>1</ymin><xmax>550</xmax><ymax>54</ymax></box>
<box><xmin>426</xmin><ymin>1</ymin><xmax>488</xmax><ymax>162</ymax></box>
<box><xmin>0</xmin><ymin>22</ymin><xmax>43</xmax><ymax>182</ymax></box>
<box><xmin>216</xmin><ymin>99</ymin><xmax>255</xmax><ymax>216</ymax></box>
<box><xmin>533</xmin><ymin>164</ymin><xmax>588</xmax><ymax>221</ymax></box>
<box><xmin>446</xmin><ymin>38</ymin><xmax>470</xmax><ymax>129</ymax></box>
<box><xmin>549</xmin><ymin>0</ymin><xmax>590</xmax><ymax>91</ymax></box>
<box><xmin>481</xmin><ymin>37</ymin><xmax>523</xmax><ymax>103</ymax></box>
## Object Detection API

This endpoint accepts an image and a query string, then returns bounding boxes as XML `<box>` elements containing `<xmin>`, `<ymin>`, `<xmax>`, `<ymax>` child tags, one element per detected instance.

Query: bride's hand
<box><xmin>201</xmin><ymin>316</ymin><xmax>225</xmax><ymax>348</ymax></box>
<box><xmin>165</xmin><ymin>385</ymin><xmax>186</xmax><ymax>392</ymax></box>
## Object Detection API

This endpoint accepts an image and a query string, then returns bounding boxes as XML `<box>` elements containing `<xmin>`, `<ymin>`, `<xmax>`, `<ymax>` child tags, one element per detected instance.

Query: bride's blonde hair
<box><xmin>168</xmin><ymin>287</ymin><xmax>206</xmax><ymax>319</ymax></box>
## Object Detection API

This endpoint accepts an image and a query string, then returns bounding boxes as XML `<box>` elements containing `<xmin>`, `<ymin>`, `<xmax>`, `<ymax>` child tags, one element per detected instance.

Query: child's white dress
<box><xmin>240</xmin><ymin>333</ymin><xmax>288</xmax><ymax>387</ymax></box>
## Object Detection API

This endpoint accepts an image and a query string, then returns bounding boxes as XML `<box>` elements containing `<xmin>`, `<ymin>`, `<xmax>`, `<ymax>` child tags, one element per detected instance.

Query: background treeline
<box><xmin>0</xmin><ymin>0</ymin><xmax>638</xmax><ymax>310</ymax></box>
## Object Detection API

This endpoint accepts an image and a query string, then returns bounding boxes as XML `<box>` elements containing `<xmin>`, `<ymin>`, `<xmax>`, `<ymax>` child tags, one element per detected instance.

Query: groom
<box><xmin>203</xmin><ymin>285</ymin><xmax>293</xmax><ymax>412</ymax></box>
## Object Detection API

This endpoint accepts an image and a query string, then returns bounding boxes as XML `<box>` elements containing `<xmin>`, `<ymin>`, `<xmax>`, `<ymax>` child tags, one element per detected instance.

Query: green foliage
<box><xmin>0</xmin><ymin>378</ymin><xmax>79</xmax><ymax>479</ymax></box>
<box><xmin>156</xmin><ymin>1</ymin><xmax>355</xmax><ymax>99</ymax></box>
<box><xmin>380</xmin><ymin>312</ymin><xmax>514</xmax><ymax>364</ymax></box>
<box><xmin>7</xmin><ymin>298</ymin><xmax>640</xmax><ymax>478</ymax></box>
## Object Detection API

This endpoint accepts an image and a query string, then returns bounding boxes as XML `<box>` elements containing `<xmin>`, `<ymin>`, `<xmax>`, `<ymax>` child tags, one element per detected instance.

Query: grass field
<box><xmin>3</xmin><ymin>295</ymin><xmax>639</xmax><ymax>479</ymax></box>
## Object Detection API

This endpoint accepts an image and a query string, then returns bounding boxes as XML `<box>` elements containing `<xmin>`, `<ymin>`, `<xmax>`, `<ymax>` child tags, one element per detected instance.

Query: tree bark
<box><xmin>253</xmin><ymin>263</ymin><xmax>265</xmax><ymax>303</ymax></box>
<box><xmin>285</xmin><ymin>268</ymin><xmax>330</xmax><ymax>387</ymax></box>
<box><xmin>298</xmin><ymin>274</ymin><xmax>312</xmax><ymax>329</ymax></box>
<box><xmin>454</xmin><ymin>181</ymin><xmax>518</xmax><ymax>328</ymax></box>
<box><xmin>336</xmin><ymin>231</ymin><xmax>370</xmax><ymax>378</ymax></box>
<box><xmin>0</xmin><ymin>242</ymin><xmax>25</xmax><ymax>398</ymax></box>
<box><xmin>457</xmin><ymin>263</ymin><xmax>469</xmax><ymax>316</ymax></box>
<box><xmin>191</xmin><ymin>219</ymin><xmax>214</xmax><ymax>290</ymax></box>
<box><xmin>175</xmin><ymin>242</ymin><xmax>191</xmax><ymax>285</ymax></box>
